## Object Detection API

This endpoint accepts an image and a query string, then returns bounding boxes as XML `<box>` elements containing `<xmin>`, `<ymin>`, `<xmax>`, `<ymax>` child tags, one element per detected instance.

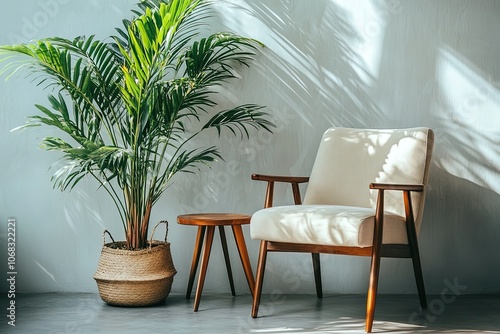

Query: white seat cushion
<box><xmin>250</xmin><ymin>204</ymin><xmax>408</xmax><ymax>247</ymax></box>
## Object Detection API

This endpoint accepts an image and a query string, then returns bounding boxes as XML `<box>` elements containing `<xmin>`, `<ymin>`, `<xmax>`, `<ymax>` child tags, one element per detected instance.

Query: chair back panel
<box><xmin>303</xmin><ymin>127</ymin><xmax>434</xmax><ymax>233</ymax></box>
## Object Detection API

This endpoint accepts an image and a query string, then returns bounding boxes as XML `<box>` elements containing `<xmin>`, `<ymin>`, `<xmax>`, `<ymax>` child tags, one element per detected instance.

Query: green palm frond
<box><xmin>203</xmin><ymin>104</ymin><xmax>274</xmax><ymax>138</ymax></box>
<box><xmin>0</xmin><ymin>0</ymin><xmax>273</xmax><ymax>249</ymax></box>
<box><xmin>171</xmin><ymin>146</ymin><xmax>221</xmax><ymax>174</ymax></box>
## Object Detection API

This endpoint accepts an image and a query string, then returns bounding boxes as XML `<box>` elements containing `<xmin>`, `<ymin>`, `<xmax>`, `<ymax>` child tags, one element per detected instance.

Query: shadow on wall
<box><xmin>221</xmin><ymin>0</ymin><xmax>383</xmax><ymax>127</ymax></box>
<box><xmin>423</xmin><ymin>166</ymin><xmax>500</xmax><ymax>292</ymax></box>
<box><xmin>171</xmin><ymin>0</ymin><xmax>385</xmax><ymax>217</ymax></box>
<box><xmin>374</xmin><ymin>0</ymin><xmax>500</xmax><ymax>292</ymax></box>
<box><xmin>169</xmin><ymin>0</ymin><xmax>500</xmax><ymax>295</ymax></box>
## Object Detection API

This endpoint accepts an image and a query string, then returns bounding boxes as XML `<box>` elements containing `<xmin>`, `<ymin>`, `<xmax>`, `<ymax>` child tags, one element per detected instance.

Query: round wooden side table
<box><xmin>177</xmin><ymin>213</ymin><xmax>255</xmax><ymax>311</ymax></box>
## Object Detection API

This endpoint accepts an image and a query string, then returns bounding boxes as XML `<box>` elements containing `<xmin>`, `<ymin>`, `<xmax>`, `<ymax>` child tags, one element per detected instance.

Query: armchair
<box><xmin>250</xmin><ymin>127</ymin><xmax>434</xmax><ymax>332</ymax></box>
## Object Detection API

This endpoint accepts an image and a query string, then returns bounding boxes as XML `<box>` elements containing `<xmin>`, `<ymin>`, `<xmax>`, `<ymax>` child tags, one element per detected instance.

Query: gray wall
<box><xmin>1</xmin><ymin>0</ymin><xmax>499</xmax><ymax>296</ymax></box>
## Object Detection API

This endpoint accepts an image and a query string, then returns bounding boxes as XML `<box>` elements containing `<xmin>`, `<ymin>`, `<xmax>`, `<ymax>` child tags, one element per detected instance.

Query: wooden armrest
<box><xmin>370</xmin><ymin>183</ymin><xmax>424</xmax><ymax>192</ymax></box>
<box><xmin>251</xmin><ymin>174</ymin><xmax>309</xmax><ymax>208</ymax></box>
<box><xmin>251</xmin><ymin>174</ymin><xmax>309</xmax><ymax>183</ymax></box>
<box><xmin>370</xmin><ymin>182</ymin><xmax>423</xmax><ymax>249</ymax></box>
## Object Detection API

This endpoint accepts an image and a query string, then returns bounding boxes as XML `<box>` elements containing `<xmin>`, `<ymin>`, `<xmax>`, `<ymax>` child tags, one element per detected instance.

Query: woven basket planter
<box><xmin>94</xmin><ymin>223</ymin><xmax>177</xmax><ymax>307</ymax></box>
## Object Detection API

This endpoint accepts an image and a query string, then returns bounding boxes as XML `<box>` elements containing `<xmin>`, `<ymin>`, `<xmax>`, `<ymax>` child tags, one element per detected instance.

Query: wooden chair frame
<box><xmin>250</xmin><ymin>173</ymin><xmax>427</xmax><ymax>333</ymax></box>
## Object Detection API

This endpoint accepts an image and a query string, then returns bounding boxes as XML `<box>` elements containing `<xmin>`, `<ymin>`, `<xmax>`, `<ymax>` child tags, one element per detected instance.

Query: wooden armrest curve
<box><xmin>369</xmin><ymin>183</ymin><xmax>424</xmax><ymax>192</ymax></box>
<box><xmin>252</xmin><ymin>174</ymin><xmax>309</xmax><ymax>207</ymax></box>
<box><xmin>251</xmin><ymin>174</ymin><xmax>309</xmax><ymax>183</ymax></box>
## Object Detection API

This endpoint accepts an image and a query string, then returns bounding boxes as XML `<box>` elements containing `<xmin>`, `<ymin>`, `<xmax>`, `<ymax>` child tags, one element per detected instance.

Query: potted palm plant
<box><xmin>0</xmin><ymin>0</ymin><xmax>273</xmax><ymax>306</ymax></box>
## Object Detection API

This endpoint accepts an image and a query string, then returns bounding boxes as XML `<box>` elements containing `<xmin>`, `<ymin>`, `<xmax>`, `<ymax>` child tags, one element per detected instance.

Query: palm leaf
<box><xmin>0</xmin><ymin>0</ymin><xmax>273</xmax><ymax>249</ymax></box>
<box><xmin>202</xmin><ymin>104</ymin><xmax>274</xmax><ymax>138</ymax></box>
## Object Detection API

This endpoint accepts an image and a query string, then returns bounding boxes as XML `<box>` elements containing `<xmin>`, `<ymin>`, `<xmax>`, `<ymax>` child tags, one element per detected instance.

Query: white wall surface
<box><xmin>1</xmin><ymin>0</ymin><xmax>500</xmax><ymax>297</ymax></box>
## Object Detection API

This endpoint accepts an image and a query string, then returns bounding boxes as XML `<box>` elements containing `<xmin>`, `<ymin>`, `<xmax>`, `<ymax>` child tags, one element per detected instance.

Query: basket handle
<box><xmin>149</xmin><ymin>220</ymin><xmax>169</xmax><ymax>250</ymax></box>
<box><xmin>102</xmin><ymin>230</ymin><xmax>115</xmax><ymax>245</ymax></box>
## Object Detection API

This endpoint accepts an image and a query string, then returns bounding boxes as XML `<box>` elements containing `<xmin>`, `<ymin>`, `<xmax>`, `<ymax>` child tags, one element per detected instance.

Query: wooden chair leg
<box><xmin>366</xmin><ymin>247</ymin><xmax>382</xmax><ymax>333</ymax></box>
<box><xmin>406</xmin><ymin>222</ymin><xmax>427</xmax><ymax>309</ymax></box>
<box><xmin>251</xmin><ymin>240</ymin><xmax>268</xmax><ymax>318</ymax></box>
<box><xmin>194</xmin><ymin>226</ymin><xmax>215</xmax><ymax>312</ymax></box>
<box><xmin>312</xmin><ymin>253</ymin><xmax>322</xmax><ymax>298</ymax></box>
<box><xmin>219</xmin><ymin>226</ymin><xmax>236</xmax><ymax>296</ymax></box>
<box><xmin>186</xmin><ymin>226</ymin><xmax>205</xmax><ymax>299</ymax></box>
<box><xmin>403</xmin><ymin>190</ymin><xmax>427</xmax><ymax>309</ymax></box>
<box><xmin>366</xmin><ymin>189</ymin><xmax>385</xmax><ymax>333</ymax></box>
<box><xmin>410</xmin><ymin>247</ymin><xmax>427</xmax><ymax>309</ymax></box>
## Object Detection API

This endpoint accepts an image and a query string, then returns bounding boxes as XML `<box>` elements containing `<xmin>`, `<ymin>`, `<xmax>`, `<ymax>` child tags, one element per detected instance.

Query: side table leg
<box><xmin>194</xmin><ymin>226</ymin><xmax>215</xmax><ymax>312</ymax></box>
<box><xmin>186</xmin><ymin>226</ymin><xmax>205</xmax><ymax>299</ymax></box>
<box><xmin>232</xmin><ymin>225</ymin><xmax>255</xmax><ymax>297</ymax></box>
<box><xmin>219</xmin><ymin>226</ymin><xmax>236</xmax><ymax>296</ymax></box>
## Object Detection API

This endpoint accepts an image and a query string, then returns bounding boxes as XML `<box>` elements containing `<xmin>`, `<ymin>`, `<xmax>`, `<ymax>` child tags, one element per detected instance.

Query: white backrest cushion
<box><xmin>303</xmin><ymin>127</ymin><xmax>434</xmax><ymax>233</ymax></box>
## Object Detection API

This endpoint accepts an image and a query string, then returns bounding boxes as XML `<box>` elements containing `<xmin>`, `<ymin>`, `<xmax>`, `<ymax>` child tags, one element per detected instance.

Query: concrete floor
<box><xmin>1</xmin><ymin>293</ymin><xmax>500</xmax><ymax>333</ymax></box>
